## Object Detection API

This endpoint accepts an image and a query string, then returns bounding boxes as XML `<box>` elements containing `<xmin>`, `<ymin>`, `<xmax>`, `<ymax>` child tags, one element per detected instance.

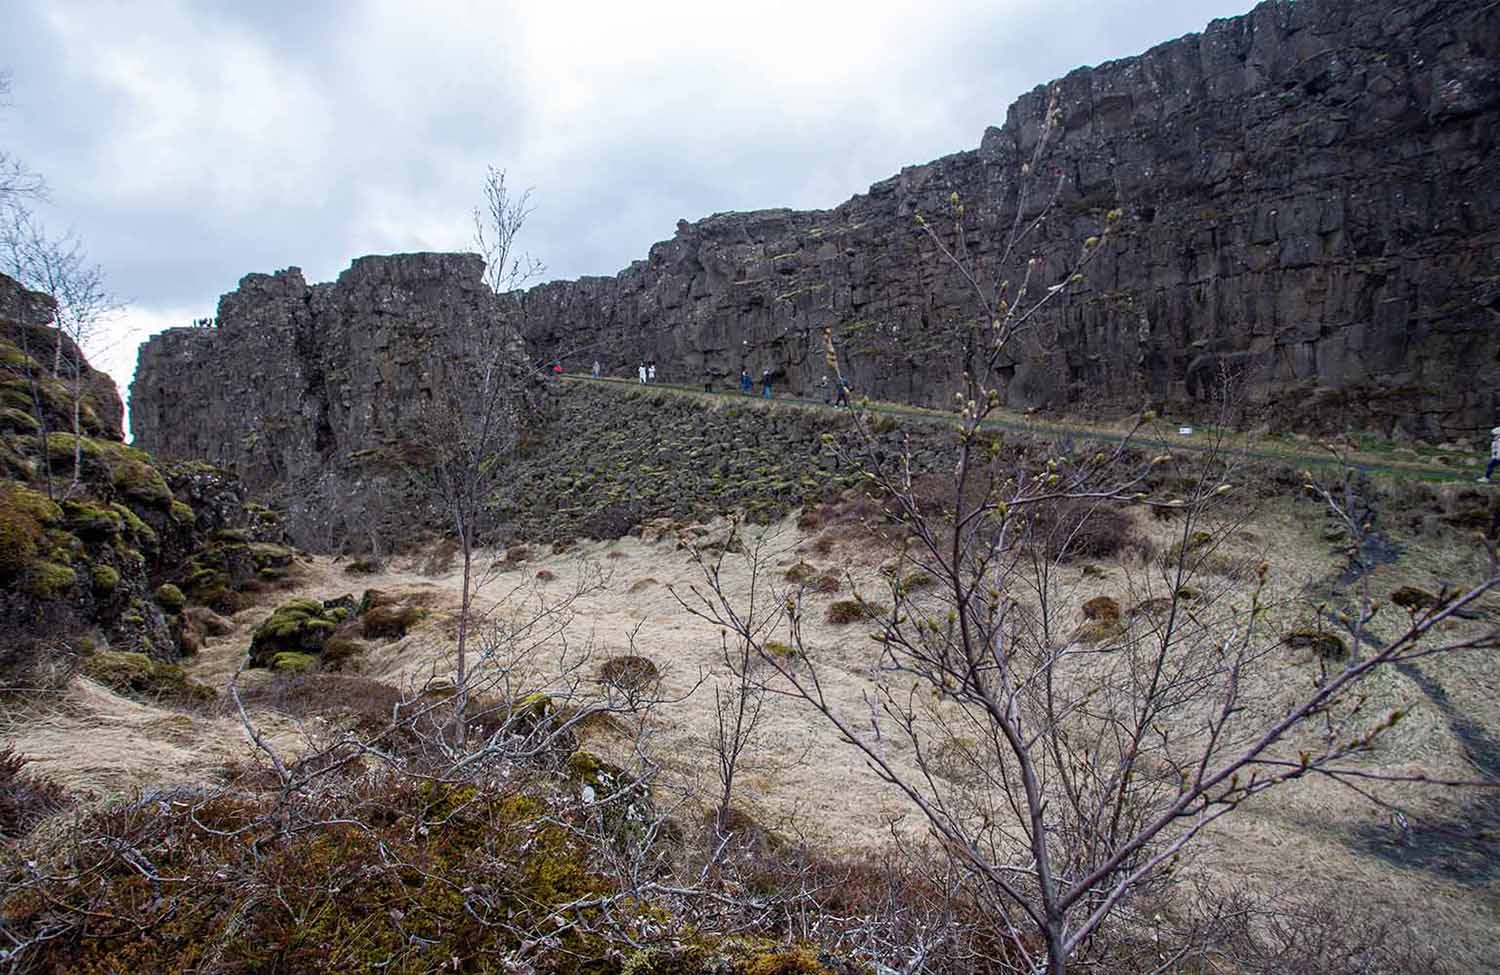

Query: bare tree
<box><xmin>0</xmin><ymin>71</ymin><xmax>46</xmax><ymax>212</ymax></box>
<box><xmin>672</xmin><ymin>520</ymin><xmax>775</xmax><ymax>835</ymax></box>
<box><xmin>410</xmin><ymin>166</ymin><xmax>549</xmax><ymax>749</ymax></box>
<box><xmin>473</xmin><ymin>166</ymin><xmax>543</xmax><ymax>301</ymax></box>
<box><xmin>2</xmin><ymin>206</ymin><xmax>121</xmax><ymax>495</ymax></box>
<box><xmin>677</xmin><ymin>141</ymin><xmax>1500</xmax><ymax>972</ymax></box>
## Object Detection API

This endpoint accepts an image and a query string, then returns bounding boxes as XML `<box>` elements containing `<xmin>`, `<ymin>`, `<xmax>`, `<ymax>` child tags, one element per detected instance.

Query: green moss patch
<box><xmin>90</xmin><ymin>564</ymin><xmax>119</xmax><ymax>593</ymax></box>
<box><xmin>154</xmin><ymin>583</ymin><xmax>186</xmax><ymax>612</ymax></box>
<box><xmin>269</xmin><ymin>651</ymin><xmax>318</xmax><ymax>674</ymax></box>
<box><xmin>80</xmin><ymin>651</ymin><xmax>214</xmax><ymax>705</ymax></box>
<box><xmin>249</xmin><ymin>597</ymin><xmax>342</xmax><ymax>666</ymax></box>
<box><xmin>0</xmin><ymin>482</ymin><xmax>61</xmax><ymax>578</ymax></box>
<box><xmin>23</xmin><ymin>561</ymin><xmax>76</xmax><ymax>600</ymax></box>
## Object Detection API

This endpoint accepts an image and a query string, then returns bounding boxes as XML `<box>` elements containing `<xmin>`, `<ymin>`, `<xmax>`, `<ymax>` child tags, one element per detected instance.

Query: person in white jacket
<box><xmin>1480</xmin><ymin>427</ymin><xmax>1500</xmax><ymax>482</ymax></box>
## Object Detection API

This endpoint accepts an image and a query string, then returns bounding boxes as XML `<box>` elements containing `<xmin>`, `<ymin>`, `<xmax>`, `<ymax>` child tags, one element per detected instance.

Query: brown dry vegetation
<box><xmin>2</xmin><ymin>488</ymin><xmax>1496</xmax><ymax>969</ymax></box>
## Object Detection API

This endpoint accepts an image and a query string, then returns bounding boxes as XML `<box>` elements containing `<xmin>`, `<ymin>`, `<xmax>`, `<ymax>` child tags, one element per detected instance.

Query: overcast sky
<box><xmin>1</xmin><ymin>0</ymin><xmax>1255</xmax><ymax>404</ymax></box>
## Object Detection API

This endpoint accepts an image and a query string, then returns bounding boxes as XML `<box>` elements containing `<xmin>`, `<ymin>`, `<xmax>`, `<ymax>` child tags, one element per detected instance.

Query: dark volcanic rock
<box><xmin>0</xmin><ymin>273</ymin><xmax>124</xmax><ymax>441</ymax></box>
<box><xmin>131</xmin><ymin>0</ymin><xmax>1500</xmax><ymax>539</ymax></box>
<box><xmin>131</xmin><ymin>253</ymin><xmax>534</xmax><ymax>550</ymax></box>
<box><xmin>514</xmin><ymin>0</ymin><xmax>1499</xmax><ymax>439</ymax></box>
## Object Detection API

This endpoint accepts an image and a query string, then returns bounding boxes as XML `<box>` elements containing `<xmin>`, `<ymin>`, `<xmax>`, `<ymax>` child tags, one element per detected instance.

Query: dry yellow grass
<box><xmin>8</xmin><ymin>501</ymin><xmax>1495</xmax><ymax>962</ymax></box>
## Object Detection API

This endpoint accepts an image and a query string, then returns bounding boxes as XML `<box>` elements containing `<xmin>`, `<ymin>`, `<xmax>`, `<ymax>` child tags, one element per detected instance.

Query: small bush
<box><xmin>344</xmin><ymin>556</ymin><xmax>383</xmax><ymax>575</ymax></box>
<box><xmin>813</xmin><ymin>570</ymin><xmax>842</xmax><ymax>594</ymax></box>
<box><xmin>1031</xmin><ymin>500</ymin><xmax>1145</xmax><ymax>563</ymax></box>
<box><xmin>1285</xmin><ymin>628</ymin><xmax>1348</xmax><ymax>660</ymax></box>
<box><xmin>784</xmin><ymin>562</ymin><xmax>818</xmax><ymax>584</ymax></box>
<box><xmin>1129</xmin><ymin>597</ymin><xmax>1175</xmax><ymax>618</ymax></box>
<box><xmin>1389</xmin><ymin>585</ymin><xmax>1439</xmax><ymax>612</ymax></box>
<box><xmin>1082</xmin><ymin>596</ymin><xmax>1121</xmax><ymax>622</ymax></box>
<box><xmin>627</xmin><ymin>576</ymin><xmax>659</xmax><ymax>594</ymax></box>
<box><xmin>0</xmin><ymin>747</ymin><xmax>67</xmax><ymax>839</ymax></box>
<box><xmin>1075</xmin><ymin>619</ymin><xmax>1127</xmax><ymax>645</ymax></box>
<box><xmin>900</xmin><ymin>570</ymin><xmax>935</xmax><ymax>591</ymax></box>
<box><xmin>599</xmin><ymin>655</ymin><xmax>660</xmax><ymax>691</ymax></box>
<box><xmin>321</xmin><ymin>635</ymin><xmax>365</xmax><ymax>672</ymax></box>
<box><xmin>535</xmin><ymin>568</ymin><xmax>557</xmax><ymax>582</ymax></box>
<box><xmin>270</xmin><ymin>651</ymin><xmax>317</xmax><ymax>674</ymax></box>
<box><xmin>827</xmin><ymin>598</ymin><xmax>886</xmax><ymax>624</ymax></box>
<box><xmin>90</xmin><ymin>564</ymin><xmax>119</xmax><ymax>593</ymax></box>
<box><xmin>23</xmin><ymin>561</ymin><xmax>76</xmax><ymax>599</ymax></box>
<box><xmin>362</xmin><ymin>603</ymin><xmax>427</xmax><ymax>640</ymax></box>
<box><xmin>763</xmin><ymin>640</ymin><xmax>802</xmax><ymax>660</ymax></box>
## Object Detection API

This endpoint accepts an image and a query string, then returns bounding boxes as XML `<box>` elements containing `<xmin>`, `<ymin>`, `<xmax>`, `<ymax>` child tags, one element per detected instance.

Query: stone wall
<box><xmin>517</xmin><ymin>0</ymin><xmax>1500</xmax><ymax>439</ymax></box>
<box><xmin>131</xmin><ymin>253</ymin><xmax>532</xmax><ymax>549</ymax></box>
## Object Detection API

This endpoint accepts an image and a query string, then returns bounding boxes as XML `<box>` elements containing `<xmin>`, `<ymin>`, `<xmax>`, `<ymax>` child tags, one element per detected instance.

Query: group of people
<box><xmin>579</xmin><ymin>357</ymin><xmax>851</xmax><ymax>408</ymax></box>
<box><xmin>736</xmin><ymin>367</ymin><xmax>850</xmax><ymax>407</ymax></box>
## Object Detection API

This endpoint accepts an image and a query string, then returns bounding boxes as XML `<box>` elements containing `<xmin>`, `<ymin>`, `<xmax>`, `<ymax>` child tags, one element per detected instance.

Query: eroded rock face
<box><xmin>132</xmin><ymin>0</ymin><xmax>1500</xmax><ymax>542</ymax></box>
<box><xmin>131</xmin><ymin>253</ymin><xmax>532</xmax><ymax>549</ymax></box>
<box><xmin>0</xmin><ymin>272</ymin><xmax>124</xmax><ymax>441</ymax></box>
<box><xmin>517</xmin><ymin>0</ymin><xmax>1499</xmax><ymax>438</ymax></box>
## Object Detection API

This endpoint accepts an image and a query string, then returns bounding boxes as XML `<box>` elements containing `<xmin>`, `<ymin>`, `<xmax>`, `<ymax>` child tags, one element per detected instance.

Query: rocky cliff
<box><xmin>1</xmin><ymin>271</ymin><xmax>289</xmax><ymax>684</ymax></box>
<box><xmin>517</xmin><ymin>0</ymin><xmax>1499</xmax><ymax>438</ymax></box>
<box><xmin>132</xmin><ymin>253</ymin><xmax>534</xmax><ymax>549</ymax></box>
<box><xmin>131</xmin><ymin>0</ymin><xmax>1500</xmax><ymax>546</ymax></box>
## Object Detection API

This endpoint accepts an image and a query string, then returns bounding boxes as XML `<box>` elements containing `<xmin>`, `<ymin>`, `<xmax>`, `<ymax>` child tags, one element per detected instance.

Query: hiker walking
<box><xmin>761</xmin><ymin>369</ymin><xmax>773</xmax><ymax>400</ymax></box>
<box><xmin>592</xmin><ymin>360</ymin><xmax>601</xmax><ymax>379</ymax></box>
<box><xmin>835</xmin><ymin>376</ymin><xmax>851</xmax><ymax>408</ymax></box>
<box><xmin>637</xmin><ymin>362</ymin><xmax>647</xmax><ymax>384</ymax></box>
<box><xmin>740</xmin><ymin>368</ymin><xmax>752</xmax><ymax>395</ymax></box>
<box><xmin>1481</xmin><ymin>427</ymin><xmax>1500</xmax><ymax>482</ymax></box>
<box><xmin>648</xmin><ymin>361</ymin><xmax>657</xmax><ymax>383</ymax></box>
<box><xmin>819</xmin><ymin>375</ymin><xmax>830</xmax><ymax>404</ymax></box>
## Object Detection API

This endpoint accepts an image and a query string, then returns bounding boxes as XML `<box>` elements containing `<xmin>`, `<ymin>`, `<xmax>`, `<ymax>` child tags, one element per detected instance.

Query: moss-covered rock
<box><xmin>80</xmin><ymin>650</ymin><xmax>214</xmax><ymax>705</ymax></box>
<box><xmin>269</xmin><ymin>651</ymin><xmax>318</xmax><ymax>674</ymax></box>
<box><xmin>249</xmin><ymin>597</ymin><xmax>341</xmax><ymax>666</ymax></box>
<box><xmin>61</xmin><ymin>500</ymin><xmax>123</xmax><ymax>539</ymax></box>
<box><xmin>154</xmin><ymin>583</ymin><xmax>186</xmax><ymax>612</ymax></box>
<box><xmin>23</xmin><ymin>561</ymin><xmax>76</xmax><ymax>600</ymax></box>
<box><xmin>90</xmin><ymin>564</ymin><xmax>119</xmax><ymax>594</ymax></box>
<box><xmin>0</xmin><ymin>482</ymin><xmax>60</xmax><ymax>579</ymax></box>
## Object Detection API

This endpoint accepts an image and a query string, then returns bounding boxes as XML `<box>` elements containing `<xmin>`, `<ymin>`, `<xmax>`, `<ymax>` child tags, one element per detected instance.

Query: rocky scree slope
<box><xmin>0</xmin><ymin>271</ymin><xmax>289</xmax><ymax>687</ymax></box>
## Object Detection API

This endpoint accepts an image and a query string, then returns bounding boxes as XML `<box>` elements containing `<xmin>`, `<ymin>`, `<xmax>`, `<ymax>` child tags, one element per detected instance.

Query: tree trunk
<box><xmin>454</xmin><ymin>539</ymin><xmax>472</xmax><ymax>750</ymax></box>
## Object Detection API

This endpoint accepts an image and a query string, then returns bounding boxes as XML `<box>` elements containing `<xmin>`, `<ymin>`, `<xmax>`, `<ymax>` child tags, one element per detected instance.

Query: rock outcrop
<box><xmin>516</xmin><ymin>0</ymin><xmax>1499</xmax><ymax>438</ymax></box>
<box><xmin>0</xmin><ymin>271</ymin><xmax>287</xmax><ymax>682</ymax></box>
<box><xmin>1</xmin><ymin>272</ymin><xmax>124</xmax><ymax>442</ymax></box>
<box><xmin>131</xmin><ymin>0</ymin><xmax>1500</xmax><ymax>544</ymax></box>
<box><xmin>132</xmin><ymin>253</ymin><xmax>535</xmax><ymax>549</ymax></box>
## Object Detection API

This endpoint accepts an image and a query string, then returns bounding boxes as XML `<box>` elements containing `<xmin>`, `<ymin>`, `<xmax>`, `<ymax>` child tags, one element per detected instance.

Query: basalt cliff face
<box><xmin>131</xmin><ymin>0</ymin><xmax>1500</xmax><ymax>547</ymax></box>
<box><xmin>516</xmin><ymin>0</ymin><xmax>1498</xmax><ymax>436</ymax></box>
<box><xmin>131</xmin><ymin>253</ymin><xmax>530</xmax><ymax>549</ymax></box>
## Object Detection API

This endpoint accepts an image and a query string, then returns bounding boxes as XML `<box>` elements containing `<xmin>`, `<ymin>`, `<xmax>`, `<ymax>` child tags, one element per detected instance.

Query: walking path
<box><xmin>559</xmin><ymin>374</ymin><xmax>1475</xmax><ymax>484</ymax></box>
